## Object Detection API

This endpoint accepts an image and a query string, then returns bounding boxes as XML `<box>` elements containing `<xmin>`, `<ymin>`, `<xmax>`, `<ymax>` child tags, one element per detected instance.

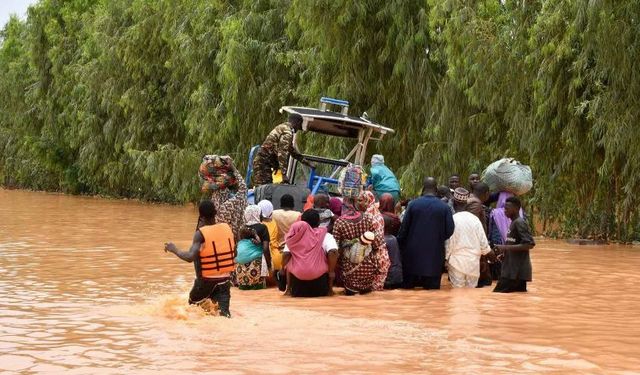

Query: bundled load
<box><xmin>344</xmin><ymin>231</ymin><xmax>375</xmax><ymax>265</ymax></box>
<box><xmin>482</xmin><ymin>158</ymin><xmax>533</xmax><ymax>195</ymax></box>
<box><xmin>338</xmin><ymin>164</ymin><xmax>364</xmax><ymax>198</ymax></box>
<box><xmin>199</xmin><ymin>155</ymin><xmax>238</xmax><ymax>193</ymax></box>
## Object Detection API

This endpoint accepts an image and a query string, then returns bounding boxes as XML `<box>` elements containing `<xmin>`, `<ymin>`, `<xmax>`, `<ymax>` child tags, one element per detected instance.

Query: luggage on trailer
<box><xmin>482</xmin><ymin>158</ymin><xmax>533</xmax><ymax>196</ymax></box>
<box><xmin>254</xmin><ymin>184</ymin><xmax>309</xmax><ymax>212</ymax></box>
<box><xmin>199</xmin><ymin>155</ymin><xmax>238</xmax><ymax>193</ymax></box>
<box><xmin>338</xmin><ymin>164</ymin><xmax>364</xmax><ymax>198</ymax></box>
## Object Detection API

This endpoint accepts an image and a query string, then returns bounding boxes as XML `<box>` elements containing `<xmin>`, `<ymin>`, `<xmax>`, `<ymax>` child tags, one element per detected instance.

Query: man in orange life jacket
<box><xmin>164</xmin><ymin>201</ymin><xmax>236</xmax><ymax>317</ymax></box>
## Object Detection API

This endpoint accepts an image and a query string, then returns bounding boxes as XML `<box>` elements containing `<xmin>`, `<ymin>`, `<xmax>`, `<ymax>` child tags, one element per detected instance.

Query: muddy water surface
<box><xmin>1</xmin><ymin>189</ymin><xmax>639</xmax><ymax>374</ymax></box>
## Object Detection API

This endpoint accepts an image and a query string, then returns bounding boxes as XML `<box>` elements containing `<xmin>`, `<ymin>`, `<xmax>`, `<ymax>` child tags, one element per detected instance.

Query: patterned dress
<box><xmin>359</xmin><ymin>191</ymin><xmax>391</xmax><ymax>291</ymax></box>
<box><xmin>211</xmin><ymin>169</ymin><xmax>247</xmax><ymax>241</ymax></box>
<box><xmin>333</xmin><ymin>213</ymin><xmax>384</xmax><ymax>293</ymax></box>
<box><xmin>235</xmin><ymin>259</ymin><xmax>266</xmax><ymax>290</ymax></box>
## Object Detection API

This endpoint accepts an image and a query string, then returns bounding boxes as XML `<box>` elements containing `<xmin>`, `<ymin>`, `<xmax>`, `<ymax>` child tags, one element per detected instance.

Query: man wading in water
<box><xmin>164</xmin><ymin>201</ymin><xmax>235</xmax><ymax>317</ymax></box>
<box><xmin>493</xmin><ymin>196</ymin><xmax>535</xmax><ymax>293</ymax></box>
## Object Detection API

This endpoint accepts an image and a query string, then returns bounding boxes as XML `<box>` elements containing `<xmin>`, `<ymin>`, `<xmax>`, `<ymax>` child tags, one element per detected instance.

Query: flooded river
<box><xmin>1</xmin><ymin>188</ymin><xmax>639</xmax><ymax>374</ymax></box>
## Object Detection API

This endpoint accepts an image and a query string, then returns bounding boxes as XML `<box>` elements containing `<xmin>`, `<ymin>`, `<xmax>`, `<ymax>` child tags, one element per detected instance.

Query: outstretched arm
<box><xmin>495</xmin><ymin>243</ymin><xmax>534</xmax><ymax>252</ymax></box>
<box><xmin>164</xmin><ymin>230</ymin><xmax>204</xmax><ymax>263</ymax></box>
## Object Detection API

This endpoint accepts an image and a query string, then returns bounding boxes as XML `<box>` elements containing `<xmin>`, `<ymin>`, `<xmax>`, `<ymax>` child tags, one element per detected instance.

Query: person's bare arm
<box><xmin>281</xmin><ymin>252</ymin><xmax>291</xmax><ymax>269</ymax></box>
<box><xmin>495</xmin><ymin>243</ymin><xmax>534</xmax><ymax>252</ymax></box>
<box><xmin>262</xmin><ymin>240</ymin><xmax>272</xmax><ymax>270</ymax></box>
<box><xmin>164</xmin><ymin>230</ymin><xmax>203</xmax><ymax>263</ymax></box>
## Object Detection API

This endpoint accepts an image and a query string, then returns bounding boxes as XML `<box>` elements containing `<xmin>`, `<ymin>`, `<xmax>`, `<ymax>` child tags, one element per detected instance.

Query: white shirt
<box><xmin>445</xmin><ymin>211</ymin><xmax>491</xmax><ymax>277</ymax></box>
<box><xmin>283</xmin><ymin>233</ymin><xmax>338</xmax><ymax>254</ymax></box>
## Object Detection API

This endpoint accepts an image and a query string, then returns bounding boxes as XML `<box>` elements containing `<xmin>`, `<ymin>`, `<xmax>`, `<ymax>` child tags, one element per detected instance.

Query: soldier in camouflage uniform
<box><xmin>252</xmin><ymin>114</ymin><xmax>308</xmax><ymax>186</ymax></box>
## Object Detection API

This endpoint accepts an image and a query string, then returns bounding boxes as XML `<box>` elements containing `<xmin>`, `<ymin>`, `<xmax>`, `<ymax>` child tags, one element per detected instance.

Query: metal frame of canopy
<box><xmin>278</xmin><ymin>97</ymin><xmax>394</xmax><ymax>193</ymax></box>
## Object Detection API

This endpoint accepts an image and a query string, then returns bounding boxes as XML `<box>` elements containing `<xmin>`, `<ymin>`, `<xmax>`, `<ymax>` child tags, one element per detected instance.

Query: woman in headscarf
<box><xmin>329</xmin><ymin>197</ymin><xmax>343</xmax><ymax>218</ymax></box>
<box><xmin>258</xmin><ymin>200</ymin><xmax>281</xmax><ymax>273</ymax></box>
<box><xmin>379</xmin><ymin>193</ymin><xmax>401</xmax><ymax>237</ymax></box>
<box><xmin>208</xmin><ymin>159</ymin><xmax>247</xmax><ymax>240</ymax></box>
<box><xmin>332</xmin><ymin>192</ymin><xmax>388</xmax><ymax>295</ymax></box>
<box><xmin>235</xmin><ymin>205</ymin><xmax>271</xmax><ymax>290</ymax></box>
<box><xmin>282</xmin><ymin>210</ymin><xmax>339</xmax><ymax>297</ymax></box>
<box><xmin>356</xmin><ymin>191</ymin><xmax>391</xmax><ymax>291</ymax></box>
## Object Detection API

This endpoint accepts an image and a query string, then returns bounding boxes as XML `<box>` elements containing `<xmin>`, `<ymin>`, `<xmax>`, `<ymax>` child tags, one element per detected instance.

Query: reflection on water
<box><xmin>1</xmin><ymin>189</ymin><xmax>639</xmax><ymax>374</ymax></box>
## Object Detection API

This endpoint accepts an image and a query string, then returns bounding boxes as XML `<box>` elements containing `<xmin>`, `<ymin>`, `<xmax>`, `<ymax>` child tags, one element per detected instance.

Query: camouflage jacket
<box><xmin>260</xmin><ymin>123</ymin><xmax>304</xmax><ymax>173</ymax></box>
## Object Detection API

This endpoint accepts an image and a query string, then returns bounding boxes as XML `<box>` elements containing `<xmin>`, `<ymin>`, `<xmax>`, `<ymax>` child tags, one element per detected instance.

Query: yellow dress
<box><xmin>262</xmin><ymin>219</ymin><xmax>282</xmax><ymax>270</ymax></box>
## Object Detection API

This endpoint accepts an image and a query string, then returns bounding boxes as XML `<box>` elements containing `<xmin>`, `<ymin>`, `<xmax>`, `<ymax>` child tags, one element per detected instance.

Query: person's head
<box><xmin>468</xmin><ymin>173</ymin><xmax>480</xmax><ymax>190</ymax></box>
<box><xmin>371</xmin><ymin>154</ymin><xmax>385</xmax><ymax>166</ymax></box>
<box><xmin>379</xmin><ymin>193</ymin><xmax>395</xmax><ymax>213</ymax></box>
<box><xmin>472</xmin><ymin>181</ymin><xmax>490</xmax><ymax>203</ymax></box>
<box><xmin>198</xmin><ymin>200</ymin><xmax>216</xmax><ymax>224</ymax></box>
<box><xmin>437</xmin><ymin>185</ymin><xmax>451</xmax><ymax>200</ymax></box>
<box><xmin>301</xmin><ymin>209</ymin><xmax>320</xmax><ymax>228</ymax></box>
<box><xmin>504</xmin><ymin>196</ymin><xmax>522</xmax><ymax>220</ymax></box>
<box><xmin>359</xmin><ymin>231</ymin><xmax>375</xmax><ymax>245</ymax></box>
<box><xmin>329</xmin><ymin>197</ymin><xmax>342</xmax><ymax>217</ymax></box>
<box><xmin>257</xmin><ymin>200</ymin><xmax>274</xmax><ymax>220</ymax></box>
<box><xmin>280</xmin><ymin>194</ymin><xmax>295</xmax><ymax>210</ymax></box>
<box><xmin>313</xmin><ymin>193</ymin><xmax>330</xmax><ymax>209</ymax></box>
<box><xmin>422</xmin><ymin>177</ymin><xmax>438</xmax><ymax>196</ymax></box>
<box><xmin>244</xmin><ymin>204</ymin><xmax>262</xmax><ymax>225</ymax></box>
<box><xmin>356</xmin><ymin>190</ymin><xmax>376</xmax><ymax>212</ymax></box>
<box><xmin>452</xmin><ymin>187</ymin><xmax>469</xmax><ymax>212</ymax></box>
<box><xmin>288</xmin><ymin>113</ymin><xmax>304</xmax><ymax>132</ymax></box>
<box><xmin>448</xmin><ymin>174</ymin><xmax>460</xmax><ymax>190</ymax></box>
<box><xmin>239</xmin><ymin>226</ymin><xmax>256</xmax><ymax>240</ymax></box>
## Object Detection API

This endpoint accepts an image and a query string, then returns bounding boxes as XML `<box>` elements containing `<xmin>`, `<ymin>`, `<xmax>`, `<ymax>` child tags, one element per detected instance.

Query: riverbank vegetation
<box><xmin>1</xmin><ymin>1</ymin><xmax>638</xmax><ymax>241</ymax></box>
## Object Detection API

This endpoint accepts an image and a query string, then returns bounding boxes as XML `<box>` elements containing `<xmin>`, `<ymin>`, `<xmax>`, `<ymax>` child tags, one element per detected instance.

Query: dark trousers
<box><xmin>492</xmin><ymin>278</ymin><xmax>527</xmax><ymax>293</ymax></box>
<box><xmin>290</xmin><ymin>273</ymin><xmax>330</xmax><ymax>297</ymax></box>
<box><xmin>477</xmin><ymin>256</ymin><xmax>493</xmax><ymax>287</ymax></box>
<box><xmin>189</xmin><ymin>278</ymin><xmax>232</xmax><ymax>317</ymax></box>
<box><xmin>401</xmin><ymin>274</ymin><xmax>442</xmax><ymax>290</ymax></box>
<box><xmin>490</xmin><ymin>262</ymin><xmax>502</xmax><ymax>280</ymax></box>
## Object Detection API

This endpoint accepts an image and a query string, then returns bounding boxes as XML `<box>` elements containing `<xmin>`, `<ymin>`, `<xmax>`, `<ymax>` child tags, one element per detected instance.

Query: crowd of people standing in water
<box><xmin>164</xmin><ymin>154</ymin><xmax>535</xmax><ymax>317</ymax></box>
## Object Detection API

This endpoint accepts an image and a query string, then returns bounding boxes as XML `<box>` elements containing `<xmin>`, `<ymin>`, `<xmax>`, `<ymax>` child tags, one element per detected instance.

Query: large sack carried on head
<box><xmin>199</xmin><ymin>155</ymin><xmax>238</xmax><ymax>193</ymax></box>
<box><xmin>339</xmin><ymin>164</ymin><xmax>364</xmax><ymax>198</ymax></box>
<box><xmin>482</xmin><ymin>158</ymin><xmax>532</xmax><ymax>195</ymax></box>
<box><xmin>254</xmin><ymin>184</ymin><xmax>309</xmax><ymax>212</ymax></box>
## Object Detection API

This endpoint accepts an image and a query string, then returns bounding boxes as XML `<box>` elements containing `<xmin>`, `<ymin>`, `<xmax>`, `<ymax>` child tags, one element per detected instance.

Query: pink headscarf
<box><xmin>285</xmin><ymin>221</ymin><xmax>329</xmax><ymax>281</ymax></box>
<box><xmin>329</xmin><ymin>197</ymin><xmax>342</xmax><ymax>217</ymax></box>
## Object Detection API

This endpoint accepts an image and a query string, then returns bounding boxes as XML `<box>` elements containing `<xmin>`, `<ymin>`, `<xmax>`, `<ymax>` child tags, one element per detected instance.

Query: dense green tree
<box><xmin>1</xmin><ymin>0</ymin><xmax>638</xmax><ymax>240</ymax></box>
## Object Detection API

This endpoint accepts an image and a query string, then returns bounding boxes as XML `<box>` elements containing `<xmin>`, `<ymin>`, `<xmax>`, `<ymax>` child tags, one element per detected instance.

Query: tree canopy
<box><xmin>1</xmin><ymin>0</ymin><xmax>639</xmax><ymax>241</ymax></box>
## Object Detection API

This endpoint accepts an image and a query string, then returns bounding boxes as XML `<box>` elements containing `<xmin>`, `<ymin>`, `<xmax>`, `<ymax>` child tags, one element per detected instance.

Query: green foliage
<box><xmin>1</xmin><ymin>0</ymin><xmax>639</xmax><ymax>240</ymax></box>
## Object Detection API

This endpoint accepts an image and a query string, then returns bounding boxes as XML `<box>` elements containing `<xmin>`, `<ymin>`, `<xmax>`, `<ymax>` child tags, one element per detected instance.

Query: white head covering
<box><xmin>244</xmin><ymin>205</ymin><xmax>262</xmax><ymax>226</ymax></box>
<box><xmin>257</xmin><ymin>200</ymin><xmax>274</xmax><ymax>219</ymax></box>
<box><xmin>371</xmin><ymin>154</ymin><xmax>385</xmax><ymax>166</ymax></box>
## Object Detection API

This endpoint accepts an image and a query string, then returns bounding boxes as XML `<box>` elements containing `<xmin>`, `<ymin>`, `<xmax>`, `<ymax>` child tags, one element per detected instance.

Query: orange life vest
<box><xmin>196</xmin><ymin>223</ymin><xmax>236</xmax><ymax>279</ymax></box>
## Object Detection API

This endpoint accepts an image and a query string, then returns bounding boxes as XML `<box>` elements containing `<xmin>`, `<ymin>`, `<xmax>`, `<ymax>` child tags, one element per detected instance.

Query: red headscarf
<box><xmin>379</xmin><ymin>193</ymin><xmax>401</xmax><ymax>236</ymax></box>
<box><xmin>329</xmin><ymin>197</ymin><xmax>342</xmax><ymax>217</ymax></box>
<box><xmin>378</xmin><ymin>193</ymin><xmax>396</xmax><ymax>214</ymax></box>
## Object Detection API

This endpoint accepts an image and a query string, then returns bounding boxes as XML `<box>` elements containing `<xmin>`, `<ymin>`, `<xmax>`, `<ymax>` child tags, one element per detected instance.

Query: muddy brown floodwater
<box><xmin>1</xmin><ymin>189</ymin><xmax>639</xmax><ymax>374</ymax></box>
